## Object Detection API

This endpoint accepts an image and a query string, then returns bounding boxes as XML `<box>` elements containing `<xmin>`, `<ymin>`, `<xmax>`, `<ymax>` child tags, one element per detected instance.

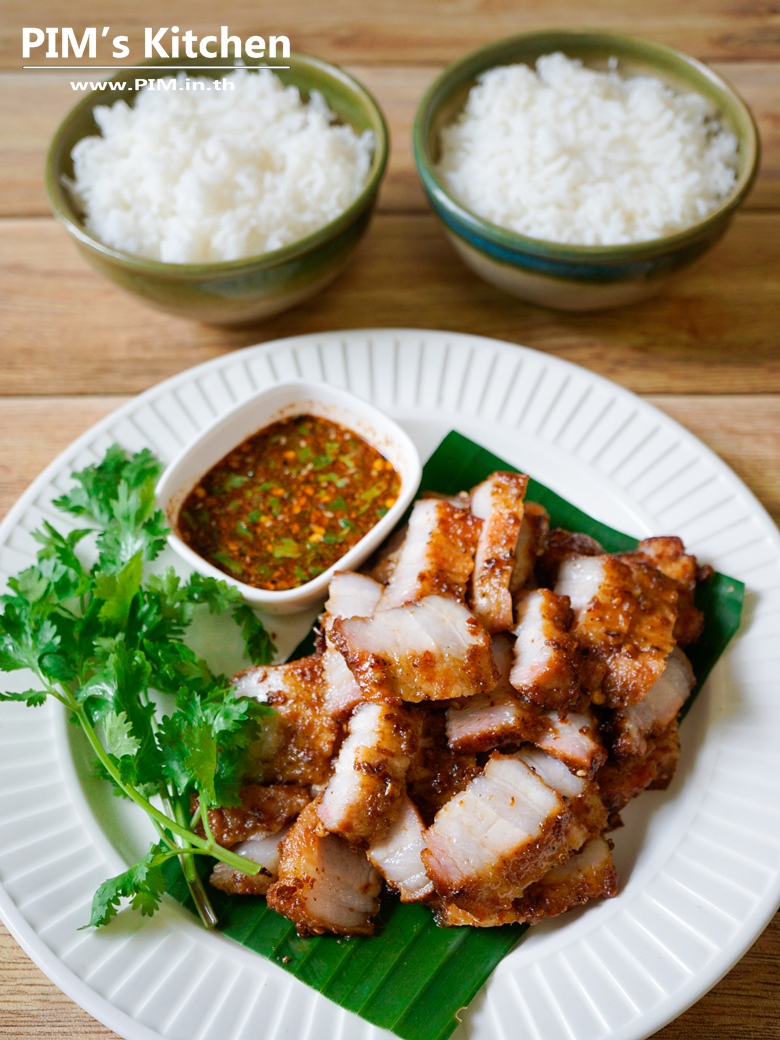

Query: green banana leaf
<box><xmin>165</xmin><ymin>429</ymin><xmax>744</xmax><ymax>1040</ymax></box>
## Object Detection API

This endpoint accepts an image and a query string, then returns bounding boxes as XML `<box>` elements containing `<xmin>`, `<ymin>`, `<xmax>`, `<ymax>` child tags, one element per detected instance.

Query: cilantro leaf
<box><xmin>184</xmin><ymin>572</ymin><xmax>243</xmax><ymax>612</ymax></box>
<box><xmin>54</xmin><ymin>446</ymin><xmax>162</xmax><ymax>526</ymax></box>
<box><xmin>0</xmin><ymin>598</ymin><xmax>72</xmax><ymax>681</ymax></box>
<box><xmin>85</xmin><ymin>842</ymin><xmax>168</xmax><ymax>928</ymax></box>
<box><xmin>158</xmin><ymin>699</ymin><xmax>219</xmax><ymax>804</ymax></box>
<box><xmin>96</xmin><ymin>481</ymin><xmax>168</xmax><ymax>571</ymax></box>
<box><xmin>232</xmin><ymin>603</ymin><xmax>275</xmax><ymax>666</ymax></box>
<box><xmin>0</xmin><ymin>688</ymin><xmax>48</xmax><ymax>707</ymax></box>
<box><xmin>94</xmin><ymin>551</ymin><xmax>144</xmax><ymax>623</ymax></box>
<box><xmin>102</xmin><ymin>710</ymin><xmax>142</xmax><ymax>759</ymax></box>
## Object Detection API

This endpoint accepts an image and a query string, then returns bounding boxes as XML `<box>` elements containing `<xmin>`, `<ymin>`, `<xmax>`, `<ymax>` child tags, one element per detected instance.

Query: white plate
<box><xmin>1</xmin><ymin>329</ymin><xmax>779</xmax><ymax>1040</ymax></box>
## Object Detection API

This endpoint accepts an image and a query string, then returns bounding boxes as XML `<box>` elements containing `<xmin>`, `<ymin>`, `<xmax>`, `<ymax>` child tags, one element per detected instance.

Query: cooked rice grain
<box><xmin>70</xmin><ymin>69</ymin><xmax>374</xmax><ymax>263</ymax></box>
<box><xmin>436</xmin><ymin>54</ymin><xmax>739</xmax><ymax>245</ymax></box>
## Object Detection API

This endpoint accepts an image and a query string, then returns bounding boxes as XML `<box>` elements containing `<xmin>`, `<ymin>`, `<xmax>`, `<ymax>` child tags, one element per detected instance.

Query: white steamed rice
<box><xmin>435</xmin><ymin>53</ymin><xmax>740</xmax><ymax>246</ymax></box>
<box><xmin>70</xmin><ymin>69</ymin><xmax>375</xmax><ymax>264</ymax></box>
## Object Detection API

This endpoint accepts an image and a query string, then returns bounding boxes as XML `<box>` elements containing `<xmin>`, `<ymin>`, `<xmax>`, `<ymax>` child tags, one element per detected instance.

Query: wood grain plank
<box><xmin>1</xmin><ymin>212</ymin><xmax>779</xmax><ymax>397</ymax></box>
<box><xmin>0</xmin><ymin>926</ymin><xmax>114</xmax><ymax>1038</ymax></box>
<box><xmin>4</xmin><ymin>1</ymin><xmax>780</xmax><ymax>67</ymax></box>
<box><xmin>0</xmin><ymin>396</ymin><xmax>123</xmax><ymax>523</ymax></box>
<box><xmin>1</xmin><ymin>61</ymin><xmax>777</xmax><ymax>219</ymax></box>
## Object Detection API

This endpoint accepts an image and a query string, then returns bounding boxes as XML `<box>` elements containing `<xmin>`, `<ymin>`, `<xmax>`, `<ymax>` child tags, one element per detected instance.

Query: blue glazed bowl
<box><xmin>413</xmin><ymin>31</ymin><xmax>760</xmax><ymax>311</ymax></box>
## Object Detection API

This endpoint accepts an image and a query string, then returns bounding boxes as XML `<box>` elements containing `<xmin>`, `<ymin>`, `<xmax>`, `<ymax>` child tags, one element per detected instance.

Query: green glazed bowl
<box><xmin>413</xmin><ymin>31</ymin><xmax>760</xmax><ymax>311</ymax></box>
<box><xmin>46</xmin><ymin>55</ymin><xmax>388</xmax><ymax>325</ymax></box>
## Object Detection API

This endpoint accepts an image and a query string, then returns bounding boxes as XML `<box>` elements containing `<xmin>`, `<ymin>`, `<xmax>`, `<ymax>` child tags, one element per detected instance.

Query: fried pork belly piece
<box><xmin>596</xmin><ymin>721</ymin><xmax>681</xmax><ymax>824</ymax></box>
<box><xmin>367</xmin><ymin>796</ymin><xmax>434</xmax><ymax>902</ymax></box>
<box><xmin>469</xmin><ymin>471</ymin><xmax>529</xmax><ymax>632</ymax></box>
<box><xmin>198</xmin><ymin>784</ymin><xmax>311</xmax><ymax>848</ymax></box>
<box><xmin>509</xmin><ymin>501</ymin><xmax>550</xmax><ymax>595</ymax></box>
<box><xmin>379</xmin><ymin>498</ymin><xmax>481</xmax><ymax>609</ymax></box>
<box><xmin>363</xmin><ymin>523</ymin><xmax>408</xmax><ymax>585</ymax></box>
<box><xmin>513</xmin><ymin>835</ymin><xmax>618</xmax><ymax>923</ymax></box>
<box><xmin>419</xmin><ymin>489</ymin><xmax>472</xmax><ymax>512</ymax></box>
<box><xmin>607</xmin><ymin>647</ymin><xmax>694</xmax><ymax>759</ymax></box>
<box><xmin>555</xmin><ymin>553</ymin><xmax>678</xmax><ymax>707</ymax></box>
<box><xmin>510</xmin><ymin>588</ymin><xmax>580</xmax><ymax>709</ymax></box>
<box><xmin>406</xmin><ymin>706</ymin><xmax>481</xmax><ymax>823</ymax></box>
<box><xmin>323</xmin><ymin>646</ymin><xmax>364</xmax><ymax>722</ymax></box>
<box><xmin>234</xmin><ymin>655</ymin><xmax>338</xmax><ymax>785</ymax></box>
<box><xmin>317</xmin><ymin>702</ymin><xmax>416</xmax><ymax>844</ymax></box>
<box><xmin>446</xmin><ymin>633</ymin><xmax>548</xmax><ymax>753</ymax></box>
<box><xmin>446</xmin><ymin>685</ymin><xmax>545</xmax><ymax>753</ymax></box>
<box><xmin>445</xmin><ymin>636</ymin><xmax>605</xmax><ymax>775</ymax></box>
<box><xmin>210</xmin><ymin>826</ymin><xmax>292</xmax><ymax>896</ymax></box>
<box><xmin>437</xmin><ymin>836</ymin><xmax>618</xmax><ymax>927</ymax></box>
<box><xmin>266</xmin><ymin>799</ymin><xmax>382</xmax><ymax>936</ymax></box>
<box><xmin>322</xmin><ymin>572</ymin><xmax>384</xmax><ymax>719</ymax></box>
<box><xmin>516</xmin><ymin>747</ymin><xmax>608</xmax><ymax>851</ymax></box>
<box><xmin>421</xmin><ymin>753</ymin><xmax>573</xmax><ymax>917</ymax></box>
<box><xmin>331</xmin><ymin>594</ymin><xmax>498</xmax><ymax>703</ymax></box>
<box><xmin>631</xmin><ymin>537</ymin><xmax>707</xmax><ymax>646</ymax></box>
<box><xmin>537</xmin><ymin>528</ymin><xmax>603</xmax><ymax>588</ymax></box>
<box><xmin>535</xmin><ymin>709</ymin><xmax>607</xmax><ymax>777</ymax></box>
<box><xmin>326</xmin><ymin>570</ymin><xmax>385</xmax><ymax>621</ymax></box>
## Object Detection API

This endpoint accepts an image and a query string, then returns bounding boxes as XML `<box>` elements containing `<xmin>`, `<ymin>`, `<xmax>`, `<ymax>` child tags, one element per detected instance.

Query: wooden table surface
<box><xmin>1</xmin><ymin>1</ymin><xmax>779</xmax><ymax>1037</ymax></box>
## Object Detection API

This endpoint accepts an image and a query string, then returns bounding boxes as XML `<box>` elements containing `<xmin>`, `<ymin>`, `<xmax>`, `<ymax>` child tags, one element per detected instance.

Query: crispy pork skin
<box><xmin>367</xmin><ymin>796</ymin><xmax>434</xmax><ymax>902</ymax></box>
<box><xmin>266</xmin><ymin>800</ymin><xmax>382</xmax><ymax>936</ymax></box>
<box><xmin>331</xmin><ymin>594</ymin><xmax>498</xmax><ymax>703</ymax></box>
<box><xmin>469</xmin><ymin>471</ymin><xmax>529</xmax><ymax>633</ymax></box>
<box><xmin>437</xmin><ymin>836</ymin><xmax>618</xmax><ymax>927</ymax></box>
<box><xmin>555</xmin><ymin>554</ymin><xmax>678</xmax><ymax>707</ymax></box>
<box><xmin>510</xmin><ymin>588</ymin><xmax>581</xmax><ymax>709</ymax></box>
<box><xmin>317</xmin><ymin>701</ymin><xmax>416</xmax><ymax>843</ymax></box>
<box><xmin>422</xmin><ymin>752</ymin><xmax>573</xmax><ymax>916</ymax></box>
<box><xmin>234</xmin><ymin>655</ymin><xmax>338</xmax><ymax>785</ymax></box>
<box><xmin>379</xmin><ymin>499</ymin><xmax>481</xmax><ymax>609</ymax></box>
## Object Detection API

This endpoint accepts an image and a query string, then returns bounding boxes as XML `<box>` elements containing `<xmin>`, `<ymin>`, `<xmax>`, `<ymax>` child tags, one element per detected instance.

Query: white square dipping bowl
<box><xmin>156</xmin><ymin>380</ymin><xmax>422</xmax><ymax>614</ymax></box>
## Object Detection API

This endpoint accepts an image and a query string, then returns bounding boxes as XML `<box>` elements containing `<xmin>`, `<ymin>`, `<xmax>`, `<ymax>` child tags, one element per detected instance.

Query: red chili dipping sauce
<box><xmin>177</xmin><ymin>414</ymin><xmax>401</xmax><ymax>591</ymax></box>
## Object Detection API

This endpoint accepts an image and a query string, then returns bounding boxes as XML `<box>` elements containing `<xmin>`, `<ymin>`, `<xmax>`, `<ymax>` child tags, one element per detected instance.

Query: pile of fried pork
<box><xmin>204</xmin><ymin>472</ymin><xmax>708</xmax><ymax>936</ymax></box>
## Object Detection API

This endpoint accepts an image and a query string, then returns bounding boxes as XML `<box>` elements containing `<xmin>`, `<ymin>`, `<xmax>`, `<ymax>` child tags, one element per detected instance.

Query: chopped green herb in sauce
<box><xmin>178</xmin><ymin>415</ymin><xmax>401</xmax><ymax>591</ymax></box>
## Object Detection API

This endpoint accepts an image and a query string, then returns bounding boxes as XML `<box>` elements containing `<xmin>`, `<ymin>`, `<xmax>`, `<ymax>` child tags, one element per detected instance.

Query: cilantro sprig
<box><xmin>0</xmin><ymin>445</ymin><xmax>276</xmax><ymax>929</ymax></box>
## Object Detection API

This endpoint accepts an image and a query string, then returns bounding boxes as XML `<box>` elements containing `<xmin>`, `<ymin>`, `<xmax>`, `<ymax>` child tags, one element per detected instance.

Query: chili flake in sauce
<box><xmin>177</xmin><ymin>414</ymin><xmax>401</xmax><ymax>591</ymax></box>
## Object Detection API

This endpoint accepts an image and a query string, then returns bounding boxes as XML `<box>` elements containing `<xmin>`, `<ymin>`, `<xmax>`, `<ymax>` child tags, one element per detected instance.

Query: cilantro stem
<box><xmin>68</xmin><ymin>698</ymin><xmax>262</xmax><ymax>877</ymax></box>
<box><xmin>199</xmin><ymin>799</ymin><xmax>217</xmax><ymax>845</ymax></box>
<box><xmin>170</xmin><ymin>795</ymin><xmax>218</xmax><ymax>930</ymax></box>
